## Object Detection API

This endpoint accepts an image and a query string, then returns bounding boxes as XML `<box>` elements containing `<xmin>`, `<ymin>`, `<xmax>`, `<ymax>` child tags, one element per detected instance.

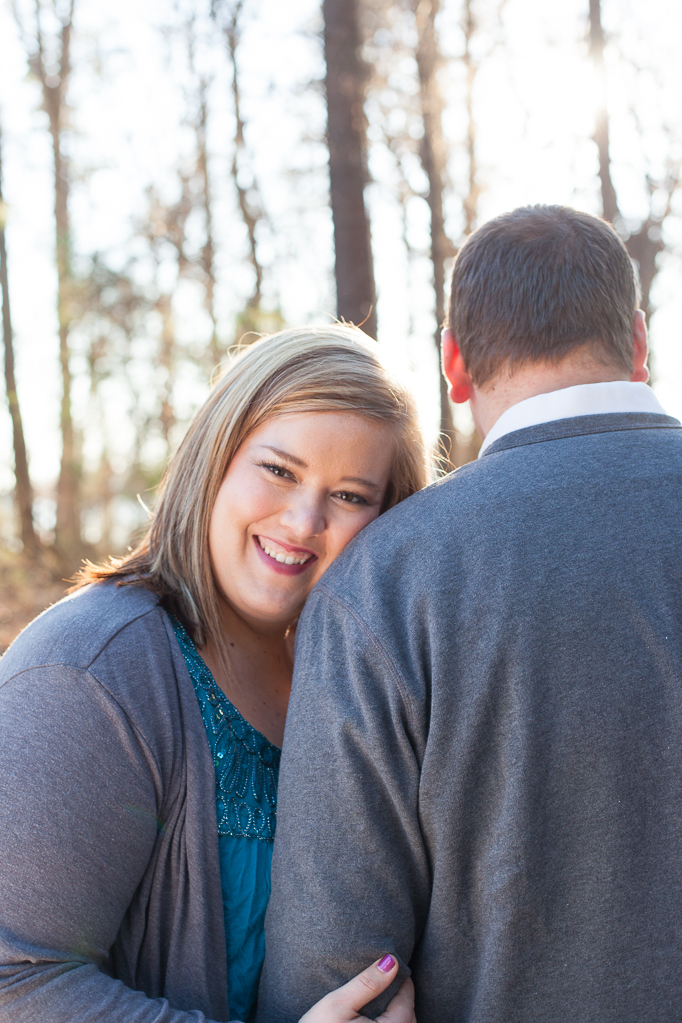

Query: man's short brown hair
<box><xmin>448</xmin><ymin>205</ymin><xmax>640</xmax><ymax>385</ymax></box>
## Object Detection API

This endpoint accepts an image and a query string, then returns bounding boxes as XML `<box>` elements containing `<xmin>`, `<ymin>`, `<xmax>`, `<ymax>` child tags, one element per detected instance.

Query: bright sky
<box><xmin>1</xmin><ymin>0</ymin><xmax>681</xmax><ymax>511</ymax></box>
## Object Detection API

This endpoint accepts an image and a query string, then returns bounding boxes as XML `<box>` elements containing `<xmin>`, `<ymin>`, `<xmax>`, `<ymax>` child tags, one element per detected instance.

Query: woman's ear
<box><xmin>441</xmin><ymin>328</ymin><xmax>474</xmax><ymax>404</ymax></box>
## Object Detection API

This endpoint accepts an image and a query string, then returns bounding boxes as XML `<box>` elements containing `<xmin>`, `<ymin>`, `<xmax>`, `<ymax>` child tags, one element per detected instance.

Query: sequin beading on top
<box><xmin>169</xmin><ymin>615</ymin><xmax>280</xmax><ymax>842</ymax></box>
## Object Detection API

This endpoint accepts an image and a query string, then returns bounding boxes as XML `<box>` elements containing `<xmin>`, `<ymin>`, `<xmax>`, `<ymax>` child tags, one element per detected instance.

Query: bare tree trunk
<box><xmin>626</xmin><ymin>221</ymin><xmax>664</xmax><ymax>328</ymax></box>
<box><xmin>0</xmin><ymin>124</ymin><xmax>39</xmax><ymax>556</ymax></box>
<box><xmin>453</xmin><ymin>0</ymin><xmax>483</xmax><ymax>465</ymax></box>
<box><xmin>214</xmin><ymin>0</ymin><xmax>266</xmax><ymax>317</ymax></box>
<box><xmin>588</xmin><ymin>0</ymin><xmax>675</xmax><ymax>378</ymax></box>
<box><xmin>324</xmin><ymin>0</ymin><xmax>377</xmax><ymax>338</ymax></box>
<box><xmin>588</xmin><ymin>0</ymin><xmax>619</xmax><ymax>224</ymax></box>
<box><xmin>141</xmin><ymin>182</ymin><xmax>189</xmax><ymax>453</ymax></box>
<box><xmin>53</xmin><ymin>107</ymin><xmax>80</xmax><ymax>559</ymax></box>
<box><xmin>462</xmin><ymin>0</ymin><xmax>480</xmax><ymax>237</ymax></box>
<box><xmin>18</xmin><ymin>0</ymin><xmax>81</xmax><ymax>561</ymax></box>
<box><xmin>158</xmin><ymin>293</ymin><xmax>176</xmax><ymax>448</ymax></box>
<box><xmin>49</xmin><ymin>7</ymin><xmax>79</xmax><ymax>560</ymax></box>
<box><xmin>196</xmin><ymin>78</ymin><xmax>220</xmax><ymax>363</ymax></box>
<box><xmin>227</xmin><ymin>13</ymin><xmax>262</xmax><ymax>310</ymax></box>
<box><xmin>183</xmin><ymin>12</ymin><xmax>220</xmax><ymax>364</ymax></box>
<box><xmin>413</xmin><ymin>0</ymin><xmax>455</xmax><ymax>468</ymax></box>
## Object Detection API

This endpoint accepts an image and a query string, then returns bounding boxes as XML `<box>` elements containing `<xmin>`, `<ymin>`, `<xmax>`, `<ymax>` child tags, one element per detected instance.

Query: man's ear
<box><xmin>441</xmin><ymin>327</ymin><xmax>474</xmax><ymax>404</ymax></box>
<box><xmin>630</xmin><ymin>310</ymin><xmax>649</xmax><ymax>383</ymax></box>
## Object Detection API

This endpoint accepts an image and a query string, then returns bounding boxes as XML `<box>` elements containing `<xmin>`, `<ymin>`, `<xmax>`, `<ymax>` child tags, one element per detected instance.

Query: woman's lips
<box><xmin>257</xmin><ymin>534</ymin><xmax>316</xmax><ymax>558</ymax></box>
<box><xmin>253</xmin><ymin>535</ymin><xmax>318</xmax><ymax>576</ymax></box>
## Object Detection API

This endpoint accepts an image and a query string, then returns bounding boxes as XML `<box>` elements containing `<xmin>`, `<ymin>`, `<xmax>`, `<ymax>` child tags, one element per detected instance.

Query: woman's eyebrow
<box><xmin>259</xmin><ymin>445</ymin><xmax>307</xmax><ymax>468</ymax></box>
<box><xmin>339</xmin><ymin>476</ymin><xmax>381</xmax><ymax>491</ymax></box>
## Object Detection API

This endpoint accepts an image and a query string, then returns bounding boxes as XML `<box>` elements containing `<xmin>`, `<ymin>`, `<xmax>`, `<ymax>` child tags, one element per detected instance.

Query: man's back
<box><xmin>259</xmin><ymin>412</ymin><xmax>682</xmax><ymax>1023</ymax></box>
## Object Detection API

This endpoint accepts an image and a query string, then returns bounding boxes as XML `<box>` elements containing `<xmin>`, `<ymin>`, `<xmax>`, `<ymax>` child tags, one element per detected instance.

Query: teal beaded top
<box><xmin>169</xmin><ymin>614</ymin><xmax>281</xmax><ymax>1023</ymax></box>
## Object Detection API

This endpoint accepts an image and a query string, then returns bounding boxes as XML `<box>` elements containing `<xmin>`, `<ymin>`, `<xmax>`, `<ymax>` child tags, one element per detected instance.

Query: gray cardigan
<box><xmin>0</xmin><ymin>582</ymin><xmax>234</xmax><ymax>1022</ymax></box>
<box><xmin>259</xmin><ymin>412</ymin><xmax>682</xmax><ymax>1023</ymax></box>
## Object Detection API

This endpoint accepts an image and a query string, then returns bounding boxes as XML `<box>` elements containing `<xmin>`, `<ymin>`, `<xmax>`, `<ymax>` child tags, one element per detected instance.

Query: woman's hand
<box><xmin>298</xmin><ymin>955</ymin><xmax>415</xmax><ymax>1023</ymax></box>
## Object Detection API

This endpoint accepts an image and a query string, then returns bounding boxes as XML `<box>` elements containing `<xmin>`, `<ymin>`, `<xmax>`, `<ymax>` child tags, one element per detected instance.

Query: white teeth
<box><xmin>258</xmin><ymin>538</ymin><xmax>312</xmax><ymax>566</ymax></box>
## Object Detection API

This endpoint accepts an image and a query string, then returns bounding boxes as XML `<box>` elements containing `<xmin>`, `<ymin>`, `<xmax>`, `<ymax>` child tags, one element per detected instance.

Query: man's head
<box><xmin>441</xmin><ymin>205</ymin><xmax>648</xmax><ymax>434</ymax></box>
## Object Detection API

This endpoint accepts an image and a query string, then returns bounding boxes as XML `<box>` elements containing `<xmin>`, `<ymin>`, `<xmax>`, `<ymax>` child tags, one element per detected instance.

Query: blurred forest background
<box><xmin>1</xmin><ymin>0</ymin><xmax>681</xmax><ymax>648</ymax></box>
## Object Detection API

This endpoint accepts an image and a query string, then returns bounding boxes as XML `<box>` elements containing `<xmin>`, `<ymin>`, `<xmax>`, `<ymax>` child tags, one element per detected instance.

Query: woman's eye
<box><xmin>262</xmin><ymin>462</ymin><xmax>295</xmax><ymax>480</ymax></box>
<box><xmin>335</xmin><ymin>491</ymin><xmax>367</xmax><ymax>505</ymax></box>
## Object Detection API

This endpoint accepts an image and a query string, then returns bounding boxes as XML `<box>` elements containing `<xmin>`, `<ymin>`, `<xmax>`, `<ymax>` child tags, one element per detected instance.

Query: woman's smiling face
<box><xmin>208</xmin><ymin>411</ymin><xmax>395</xmax><ymax>632</ymax></box>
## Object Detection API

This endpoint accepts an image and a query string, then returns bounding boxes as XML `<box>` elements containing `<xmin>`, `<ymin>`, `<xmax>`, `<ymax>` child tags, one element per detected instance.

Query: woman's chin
<box><xmin>238</xmin><ymin>591</ymin><xmax>309</xmax><ymax>633</ymax></box>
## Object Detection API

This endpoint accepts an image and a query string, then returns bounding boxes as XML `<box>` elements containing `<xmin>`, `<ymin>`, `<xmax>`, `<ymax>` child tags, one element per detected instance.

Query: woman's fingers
<box><xmin>334</xmin><ymin>955</ymin><xmax>399</xmax><ymax>1015</ymax></box>
<box><xmin>376</xmin><ymin>977</ymin><xmax>415</xmax><ymax>1023</ymax></box>
<box><xmin>298</xmin><ymin>955</ymin><xmax>400</xmax><ymax>1023</ymax></box>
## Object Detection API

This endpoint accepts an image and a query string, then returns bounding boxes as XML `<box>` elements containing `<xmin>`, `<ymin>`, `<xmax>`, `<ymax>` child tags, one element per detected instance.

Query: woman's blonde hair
<box><xmin>75</xmin><ymin>324</ymin><xmax>427</xmax><ymax>648</ymax></box>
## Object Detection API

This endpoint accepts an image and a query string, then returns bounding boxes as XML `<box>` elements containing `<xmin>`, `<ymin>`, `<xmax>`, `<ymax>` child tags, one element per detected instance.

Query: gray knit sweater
<box><xmin>0</xmin><ymin>583</ymin><xmax>233</xmax><ymax>1022</ymax></box>
<box><xmin>259</xmin><ymin>412</ymin><xmax>682</xmax><ymax>1023</ymax></box>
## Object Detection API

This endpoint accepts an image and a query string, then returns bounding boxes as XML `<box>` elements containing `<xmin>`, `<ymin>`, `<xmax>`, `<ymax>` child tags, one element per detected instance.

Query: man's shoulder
<box><xmin>0</xmin><ymin>581</ymin><xmax>163</xmax><ymax>682</ymax></box>
<box><xmin>312</xmin><ymin>465</ymin><xmax>483</xmax><ymax>611</ymax></box>
<box><xmin>315</xmin><ymin>412</ymin><xmax>682</xmax><ymax>616</ymax></box>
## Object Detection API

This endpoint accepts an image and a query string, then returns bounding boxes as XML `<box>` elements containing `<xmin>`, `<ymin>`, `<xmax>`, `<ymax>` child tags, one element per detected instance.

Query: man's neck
<box><xmin>470</xmin><ymin>358</ymin><xmax>630</xmax><ymax>439</ymax></box>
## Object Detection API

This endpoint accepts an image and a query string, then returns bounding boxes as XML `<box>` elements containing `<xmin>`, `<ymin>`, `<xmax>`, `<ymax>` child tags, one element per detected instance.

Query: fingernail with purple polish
<box><xmin>377</xmin><ymin>955</ymin><xmax>395</xmax><ymax>973</ymax></box>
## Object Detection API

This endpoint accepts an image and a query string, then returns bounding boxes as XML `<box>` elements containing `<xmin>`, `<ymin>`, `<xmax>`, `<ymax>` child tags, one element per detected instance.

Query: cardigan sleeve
<box><xmin>257</xmin><ymin>587</ymin><xmax>430</xmax><ymax>1022</ymax></box>
<box><xmin>0</xmin><ymin>662</ymin><xmax>230</xmax><ymax>1023</ymax></box>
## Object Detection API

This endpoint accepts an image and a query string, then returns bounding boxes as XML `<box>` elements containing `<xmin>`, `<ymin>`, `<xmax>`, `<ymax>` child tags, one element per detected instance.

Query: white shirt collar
<box><xmin>478</xmin><ymin>381</ymin><xmax>669</xmax><ymax>457</ymax></box>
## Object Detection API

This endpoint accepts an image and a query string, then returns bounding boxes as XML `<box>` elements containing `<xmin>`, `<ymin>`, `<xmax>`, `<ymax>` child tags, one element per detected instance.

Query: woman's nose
<box><xmin>280</xmin><ymin>490</ymin><xmax>326</xmax><ymax>539</ymax></box>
